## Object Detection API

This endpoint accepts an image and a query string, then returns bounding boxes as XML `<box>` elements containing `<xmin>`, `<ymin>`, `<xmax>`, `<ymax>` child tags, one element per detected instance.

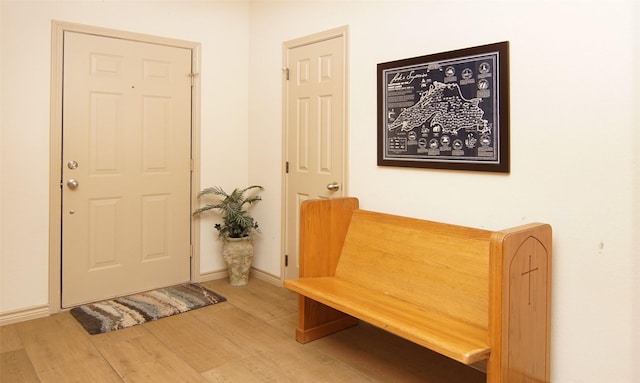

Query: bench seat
<box><xmin>285</xmin><ymin>276</ymin><xmax>490</xmax><ymax>364</ymax></box>
<box><xmin>284</xmin><ymin>197</ymin><xmax>552</xmax><ymax>382</ymax></box>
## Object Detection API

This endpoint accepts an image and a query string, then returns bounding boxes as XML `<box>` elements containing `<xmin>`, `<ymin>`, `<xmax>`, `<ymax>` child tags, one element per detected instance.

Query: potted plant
<box><xmin>193</xmin><ymin>185</ymin><xmax>264</xmax><ymax>286</ymax></box>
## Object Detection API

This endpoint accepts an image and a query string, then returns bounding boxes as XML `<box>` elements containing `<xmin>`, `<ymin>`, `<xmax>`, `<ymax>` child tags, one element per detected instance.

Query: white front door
<box><xmin>62</xmin><ymin>31</ymin><xmax>193</xmax><ymax>307</ymax></box>
<box><xmin>283</xmin><ymin>28</ymin><xmax>348</xmax><ymax>280</ymax></box>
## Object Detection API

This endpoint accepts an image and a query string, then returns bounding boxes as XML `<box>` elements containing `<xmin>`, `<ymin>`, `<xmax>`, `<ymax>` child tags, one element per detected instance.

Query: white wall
<box><xmin>247</xmin><ymin>1</ymin><xmax>640</xmax><ymax>382</ymax></box>
<box><xmin>0</xmin><ymin>1</ymin><xmax>4</xmax><ymax>311</ymax></box>
<box><xmin>1</xmin><ymin>1</ymin><xmax>638</xmax><ymax>382</ymax></box>
<box><xmin>0</xmin><ymin>0</ymin><xmax>250</xmax><ymax>310</ymax></box>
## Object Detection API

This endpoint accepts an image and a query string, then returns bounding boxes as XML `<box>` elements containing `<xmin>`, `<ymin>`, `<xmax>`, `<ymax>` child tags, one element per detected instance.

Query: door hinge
<box><xmin>282</xmin><ymin>67</ymin><xmax>289</xmax><ymax>81</ymax></box>
<box><xmin>285</xmin><ymin>254</ymin><xmax>288</xmax><ymax>267</ymax></box>
<box><xmin>285</xmin><ymin>161</ymin><xmax>289</xmax><ymax>173</ymax></box>
<box><xmin>188</xmin><ymin>73</ymin><xmax>199</xmax><ymax>87</ymax></box>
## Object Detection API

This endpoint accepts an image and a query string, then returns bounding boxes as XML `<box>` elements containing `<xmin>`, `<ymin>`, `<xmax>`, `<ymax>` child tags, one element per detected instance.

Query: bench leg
<box><xmin>295</xmin><ymin>296</ymin><xmax>359</xmax><ymax>343</ymax></box>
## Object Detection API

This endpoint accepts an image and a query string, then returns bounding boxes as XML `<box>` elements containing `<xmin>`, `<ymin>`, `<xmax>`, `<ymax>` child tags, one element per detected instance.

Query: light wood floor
<box><xmin>1</xmin><ymin>278</ymin><xmax>486</xmax><ymax>382</ymax></box>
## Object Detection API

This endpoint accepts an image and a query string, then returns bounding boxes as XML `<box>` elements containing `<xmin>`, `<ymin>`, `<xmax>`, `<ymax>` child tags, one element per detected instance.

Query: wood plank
<box><xmin>0</xmin><ymin>324</ymin><xmax>24</xmax><ymax>353</ymax></box>
<box><xmin>189</xmin><ymin>305</ymin><xmax>290</xmax><ymax>354</ymax></box>
<box><xmin>90</xmin><ymin>324</ymin><xmax>208</xmax><ymax>382</ymax></box>
<box><xmin>202</xmin><ymin>278</ymin><xmax>297</xmax><ymax>323</ymax></box>
<box><xmin>1</xmin><ymin>349</ymin><xmax>40</xmax><ymax>382</ymax></box>
<box><xmin>14</xmin><ymin>312</ymin><xmax>122</xmax><ymax>382</ymax></box>
<box><xmin>265</xmin><ymin>311</ymin><xmax>298</xmax><ymax>335</ymax></box>
<box><xmin>202</xmin><ymin>338</ymin><xmax>375</xmax><ymax>382</ymax></box>
<box><xmin>0</xmin><ymin>324</ymin><xmax>39</xmax><ymax>382</ymax></box>
<box><xmin>142</xmin><ymin>307</ymin><xmax>249</xmax><ymax>373</ymax></box>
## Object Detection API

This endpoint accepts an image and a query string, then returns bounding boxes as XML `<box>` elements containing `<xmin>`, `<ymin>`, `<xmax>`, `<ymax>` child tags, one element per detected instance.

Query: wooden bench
<box><xmin>284</xmin><ymin>197</ymin><xmax>552</xmax><ymax>382</ymax></box>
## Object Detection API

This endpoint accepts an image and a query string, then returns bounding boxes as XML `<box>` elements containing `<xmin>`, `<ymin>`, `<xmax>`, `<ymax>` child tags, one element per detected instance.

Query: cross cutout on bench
<box><xmin>521</xmin><ymin>254</ymin><xmax>539</xmax><ymax>305</ymax></box>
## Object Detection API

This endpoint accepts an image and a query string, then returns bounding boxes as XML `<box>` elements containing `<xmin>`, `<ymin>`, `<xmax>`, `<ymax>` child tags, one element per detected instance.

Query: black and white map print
<box><xmin>382</xmin><ymin>51</ymin><xmax>501</xmax><ymax>164</ymax></box>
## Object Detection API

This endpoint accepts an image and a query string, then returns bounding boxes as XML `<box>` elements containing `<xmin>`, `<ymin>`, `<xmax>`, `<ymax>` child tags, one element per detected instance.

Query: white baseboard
<box><xmin>199</xmin><ymin>267</ymin><xmax>282</xmax><ymax>287</ymax></box>
<box><xmin>198</xmin><ymin>269</ymin><xmax>229</xmax><ymax>282</ymax></box>
<box><xmin>249</xmin><ymin>268</ymin><xmax>283</xmax><ymax>287</ymax></box>
<box><xmin>0</xmin><ymin>305</ymin><xmax>50</xmax><ymax>326</ymax></box>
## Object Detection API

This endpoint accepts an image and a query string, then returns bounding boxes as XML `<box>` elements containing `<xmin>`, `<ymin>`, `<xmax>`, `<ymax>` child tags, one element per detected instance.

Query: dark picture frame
<box><xmin>377</xmin><ymin>41</ymin><xmax>510</xmax><ymax>172</ymax></box>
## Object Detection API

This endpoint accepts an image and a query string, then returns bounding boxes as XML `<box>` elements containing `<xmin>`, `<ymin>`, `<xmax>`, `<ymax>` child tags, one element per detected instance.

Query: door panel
<box><xmin>284</xmin><ymin>31</ymin><xmax>347</xmax><ymax>280</ymax></box>
<box><xmin>62</xmin><ymin>32</ymin><xmax>192</xmax><ymax>307</ymax></box>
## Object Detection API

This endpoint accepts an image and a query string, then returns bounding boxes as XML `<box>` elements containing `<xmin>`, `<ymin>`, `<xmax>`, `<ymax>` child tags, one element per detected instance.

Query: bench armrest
<box><xmin>299</xmin><ymin>197</ymin><xmax>359</xmax><ymax>277</ymax></box>
<box><xmin>489</xmin><ymin>223</ymin><xmax>552</xmax><ymax>382</ymax></box>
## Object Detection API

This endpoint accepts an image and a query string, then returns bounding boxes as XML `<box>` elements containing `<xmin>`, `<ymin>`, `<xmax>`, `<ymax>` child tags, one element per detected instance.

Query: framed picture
<box><xmin>377</xmin><ymin>41</ymin><xmax>509</xmax><ymax>172</ymax></box>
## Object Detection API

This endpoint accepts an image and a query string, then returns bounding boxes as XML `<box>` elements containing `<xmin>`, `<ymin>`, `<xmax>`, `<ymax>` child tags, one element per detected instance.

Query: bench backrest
<box><xmin>335</xmin><ymin>209</ymin><xmax>493</xmax><ymax>330</ymax></box>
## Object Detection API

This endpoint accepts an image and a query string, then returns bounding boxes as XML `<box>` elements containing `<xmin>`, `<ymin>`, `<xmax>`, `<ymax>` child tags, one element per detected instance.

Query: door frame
<box><xmin>48</xmin><ymin>20</ymin><xmax>201</xmax><ymax>313</ymax></box>
<box><xmin>280</xmin><ymin>26</ymin><xmax>349</xmax><ymax>281</ymax></box>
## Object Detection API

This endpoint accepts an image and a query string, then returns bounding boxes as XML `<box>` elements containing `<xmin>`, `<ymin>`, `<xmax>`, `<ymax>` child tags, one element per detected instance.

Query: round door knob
<box><xmin>67</xmin><ymin>179</ymin><xmax>79</xmax><ymax>190</ymax></box>
<box><xmin>326</xmin><ymin>182</ymin><xmax>340</xmax><ymax>191</ymax></box>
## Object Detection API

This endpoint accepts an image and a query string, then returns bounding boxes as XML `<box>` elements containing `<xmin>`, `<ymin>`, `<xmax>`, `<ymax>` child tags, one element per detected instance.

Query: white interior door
<box><xmin>283</xmin><ymin>28</ymin><xmax>348</xmax><ymax>280</ymax></box>
<box><xmin>62</xmin><ymin>31</ymin><xmax>193</xmax><ymax>307</ymax></box>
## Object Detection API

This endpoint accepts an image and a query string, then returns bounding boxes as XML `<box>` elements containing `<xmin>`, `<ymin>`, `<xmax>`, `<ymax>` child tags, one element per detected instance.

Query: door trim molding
<box><xmin>48</xmin><ymin>20</ymin><xmax>201</xmax><ymax>313</ymax></box>
<box><xmin>280</xmin><ymin>26</ymin><xmax>349</xmax><ymax>282</ymax></box>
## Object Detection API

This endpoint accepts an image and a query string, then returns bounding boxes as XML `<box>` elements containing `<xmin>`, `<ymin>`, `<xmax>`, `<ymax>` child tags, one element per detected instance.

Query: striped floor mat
<box><xmin>69</xmin><ymin>283</ymin><xmax>226</xmax><ymax>335</ymax></box>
